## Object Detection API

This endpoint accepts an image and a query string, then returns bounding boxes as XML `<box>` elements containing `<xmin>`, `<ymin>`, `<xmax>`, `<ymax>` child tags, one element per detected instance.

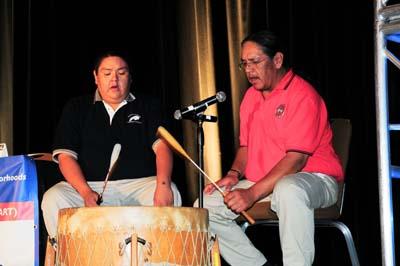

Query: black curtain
<box><xmin>14</xmin><ymin>0</ymin><xmax>183</xmax><ymax>153</ymax></box>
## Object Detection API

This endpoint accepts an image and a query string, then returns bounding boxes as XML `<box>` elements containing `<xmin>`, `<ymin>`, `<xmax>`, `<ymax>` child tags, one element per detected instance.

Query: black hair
<box><xmin>241</xmin><ymin>30</ymin><xmax>285</xmax><ymax>59</ymax></box>
<box><xmin>93</xmin><ymin>51</ymin><xmax>131</xmax><ymax>74</ymax></box>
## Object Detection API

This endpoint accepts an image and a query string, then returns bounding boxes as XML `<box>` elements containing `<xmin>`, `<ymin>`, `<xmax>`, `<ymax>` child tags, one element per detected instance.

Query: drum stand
<box><xmin>193</xmin><ymin>114</ymin><xmax>222</xmax><ymax>266</ymax></box>
<box><xmin>192</xmin><ymin>113</ymin><xmax>218</xmax><ymax>208</ymax></box>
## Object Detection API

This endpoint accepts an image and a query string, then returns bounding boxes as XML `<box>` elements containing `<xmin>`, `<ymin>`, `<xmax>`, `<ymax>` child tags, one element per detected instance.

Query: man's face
<box><xmin>94</xmin><ymin>56</ymin><xmax>131</xmax><ymax>106</ymax></box>
<box><xmin>240</xmin><ymin>41</ymin><xmax>283</xmax><ymax>92</ymax></box>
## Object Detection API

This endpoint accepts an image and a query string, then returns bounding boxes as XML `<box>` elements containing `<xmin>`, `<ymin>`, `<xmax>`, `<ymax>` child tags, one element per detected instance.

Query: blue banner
<box><xmin>0</xmin><ymin>155</ymin><xmax>39</xmax><ymax>266</ymax></box>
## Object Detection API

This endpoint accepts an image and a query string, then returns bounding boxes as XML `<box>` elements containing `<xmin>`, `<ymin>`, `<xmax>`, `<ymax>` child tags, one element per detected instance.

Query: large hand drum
<box><xmin>56</xmin><ymin>207</ymin><xmax>212</xmax><ymax>266</ymax></box>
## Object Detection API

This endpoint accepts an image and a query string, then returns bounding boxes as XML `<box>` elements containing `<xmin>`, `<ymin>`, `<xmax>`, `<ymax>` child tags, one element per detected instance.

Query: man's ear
<box><xmin>273</xmin><ymin>52</ymin><xmax>284</xmax><ymax>68</ymax></box>
<box><xmin>93</xmin><ymin>70</ymin><xmax>98</xmax><ymax>85</ymax></box>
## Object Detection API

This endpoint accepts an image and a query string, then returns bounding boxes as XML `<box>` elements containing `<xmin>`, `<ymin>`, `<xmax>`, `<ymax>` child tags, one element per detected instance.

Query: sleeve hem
<box><xmin>52</xmin><ymin>149</ymin><xmax>78</xmax><ymax>163</ymax></box>
<box><xmin>286</xmin><ymin>149</ymin><xmax>313</xmax><ymax>156</ymax></box>
<box><xmin>152</xmin><ymin>139</ymin><xmax>162</xmax><ymax>152</ymax></box>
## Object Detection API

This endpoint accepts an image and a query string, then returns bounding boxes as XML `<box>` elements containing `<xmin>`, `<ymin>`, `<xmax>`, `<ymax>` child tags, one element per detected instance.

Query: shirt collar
<box><xmin>93</xmin><ymin>89</ymin><xmax>135</xmax><ymax>104</ymax></box>
<box><xmin>273</xmin><ymin>69</ymin><xmax>295</xmax><ymax>91</ymax></box>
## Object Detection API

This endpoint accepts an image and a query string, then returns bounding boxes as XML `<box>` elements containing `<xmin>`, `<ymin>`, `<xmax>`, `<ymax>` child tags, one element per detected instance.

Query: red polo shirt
<box><xmin>239</xmin><ymin>69</ymin><xmax>344</xmax><ymax>182</ymax></box>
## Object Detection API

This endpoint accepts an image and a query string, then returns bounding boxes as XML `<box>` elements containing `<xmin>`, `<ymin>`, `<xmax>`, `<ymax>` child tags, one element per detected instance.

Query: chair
<box><xmin>238</xmin><ymin>118</ymin><xmax>360</xmax><ymax>266</ymax></box>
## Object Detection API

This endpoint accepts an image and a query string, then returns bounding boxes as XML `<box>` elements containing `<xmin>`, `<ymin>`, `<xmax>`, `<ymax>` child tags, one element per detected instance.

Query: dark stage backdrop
<box><xmin>12</xmin><ymin>0</ymin><xmax>399</xmax><ymax>265</ymax></box>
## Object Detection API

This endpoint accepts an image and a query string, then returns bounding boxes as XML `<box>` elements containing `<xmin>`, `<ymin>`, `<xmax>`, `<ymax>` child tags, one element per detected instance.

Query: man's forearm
<box><xmin>249</xmin><ymin>151</ymin><xmax>309</xmax><ymax>201</ymax></box>
<box><xmin>229</xmin><ymin>146</ymin><xmax>248</xmax><ymax>177</ymax></box>
<box><xmin>154</xmin><ymin>139</ymin><xmax>173</xmax><ymax>185</ymax></box>
<box><xmin>58</xmin><ymin>153</ymin><xmax>92</xmax><ymax>196</ymax></box>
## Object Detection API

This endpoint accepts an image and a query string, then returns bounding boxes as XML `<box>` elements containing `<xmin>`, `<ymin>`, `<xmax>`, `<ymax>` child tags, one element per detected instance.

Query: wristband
<box><xmin>228</xmin><ymin>168</ymin><xmax>242</xmax><ymax>178</ymax></box>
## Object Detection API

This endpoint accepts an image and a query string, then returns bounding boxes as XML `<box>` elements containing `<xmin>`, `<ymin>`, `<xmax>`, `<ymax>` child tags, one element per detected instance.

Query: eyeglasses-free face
<box><xmin>94</xmin><ymin>56</ymin><xmax>131</xmax><ymax>109</ymax></box>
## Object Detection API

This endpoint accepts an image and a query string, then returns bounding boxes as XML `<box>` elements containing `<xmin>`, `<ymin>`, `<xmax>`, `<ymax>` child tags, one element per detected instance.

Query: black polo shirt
<box><xmin>53</xmin><ymin>93</ymin><xmax>165</xmax><ymax>181</ymax></box>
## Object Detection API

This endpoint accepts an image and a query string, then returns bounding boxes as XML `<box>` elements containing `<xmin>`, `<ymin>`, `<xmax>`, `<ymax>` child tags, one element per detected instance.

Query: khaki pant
<box><xmin>41</xmin><ymin>176</ymin><xmax>182</xmax><ymax>238</ymax></box>
<box><xmin>195</xmin><ymin>172</ymin><xmax>338</xmax><ymax>266</ymax></box>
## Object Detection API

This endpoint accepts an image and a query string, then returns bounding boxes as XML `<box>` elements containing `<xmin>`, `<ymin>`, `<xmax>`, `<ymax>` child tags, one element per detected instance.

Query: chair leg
<box><xmin>242</xmin><ymin>220</ymin><xmax>360</xmax><ymax>266</ymax></box>
<box><xmin>316</xmin><ymin>220</ymin><xmax>360</xmax><ymax>266</ymax></box>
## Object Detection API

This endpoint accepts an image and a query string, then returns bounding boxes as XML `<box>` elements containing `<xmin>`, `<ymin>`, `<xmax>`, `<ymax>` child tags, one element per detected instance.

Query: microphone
<box><xmin>174</xmin><ymin>91</ymin><xmax>226</xmax><ymax>120</ymax></box>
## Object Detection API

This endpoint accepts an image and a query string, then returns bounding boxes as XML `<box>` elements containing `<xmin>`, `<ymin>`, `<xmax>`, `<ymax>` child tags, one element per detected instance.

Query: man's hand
<box><xmin>204</xmin><ymin>173</ymin><xmax>239</xmax><ymax>194</ymax></box>
<box><xmin>154</xmin><ymin>183</ymin><xmax>174</xmax><ymax>206</ymax></box>
<box><xmin>81</xmin><ymin>189</ymin><xmax>100</xmax><ymax>207</ymax></box>
<box><xmin>224</xmin><ymin>188</ymin><xmax>256</xmax><ymax>213</ymax></box>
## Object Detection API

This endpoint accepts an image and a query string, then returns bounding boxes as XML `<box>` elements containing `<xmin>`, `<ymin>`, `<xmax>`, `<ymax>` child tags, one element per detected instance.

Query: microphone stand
<box><xmin>193</xmin><ymin>113</ymin><xmax>217</xmax><ymax>208</ymax></box>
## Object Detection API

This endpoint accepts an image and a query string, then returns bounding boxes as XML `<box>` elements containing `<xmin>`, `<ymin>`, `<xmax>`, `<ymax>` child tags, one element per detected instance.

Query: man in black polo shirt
<box><xmin>41</xmin><ymin>52</ymin><xmax>182</xmax><ymax>240</ymax></box>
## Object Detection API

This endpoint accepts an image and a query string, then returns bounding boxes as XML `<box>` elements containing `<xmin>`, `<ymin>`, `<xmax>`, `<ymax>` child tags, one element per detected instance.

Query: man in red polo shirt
<box><xmin>201</xmin><ymin>30</ymin><xmax>343</xmax><ymax>266</ymax></box>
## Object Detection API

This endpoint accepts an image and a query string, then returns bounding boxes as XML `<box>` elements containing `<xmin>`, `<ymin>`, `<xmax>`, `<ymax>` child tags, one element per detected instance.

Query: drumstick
<box><xmin>156</xmin><ymin>126</ymin><xmax>255</xmax><ymax>225</ymax></box>
<box><xmin>97</xmin><ymin>143</ymin><xmax>121</xmax><ymax>205</ymax></box>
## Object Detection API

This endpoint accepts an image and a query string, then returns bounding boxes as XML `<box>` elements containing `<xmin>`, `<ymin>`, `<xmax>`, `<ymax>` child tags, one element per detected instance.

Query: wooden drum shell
<box><xmin>56</xmin><ymin>206</ymin><xmax>210</xmax><ymax>266</ymax></box>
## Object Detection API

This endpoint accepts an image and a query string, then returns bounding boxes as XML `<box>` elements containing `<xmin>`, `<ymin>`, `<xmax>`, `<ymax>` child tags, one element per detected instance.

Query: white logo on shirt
<box><xmin>127</xmin><ymin>114</ymin><xmax>142</xmax><ymax>124</ymax></box>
